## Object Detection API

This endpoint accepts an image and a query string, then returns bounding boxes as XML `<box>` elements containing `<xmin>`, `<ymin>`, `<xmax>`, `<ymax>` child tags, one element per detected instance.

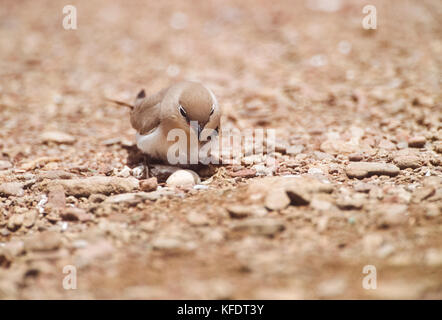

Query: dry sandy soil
<box><xmin>0</xmin><ymin>0</ymin><xmax>441</xmax><ymax>299</ymax></box>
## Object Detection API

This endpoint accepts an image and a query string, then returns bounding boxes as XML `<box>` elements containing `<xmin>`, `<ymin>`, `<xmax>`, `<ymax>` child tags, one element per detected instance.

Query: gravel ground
<box><xmin>0</xmin><ymin>0</ymin><xmax>441</xmax><ymax>299</ymax></box>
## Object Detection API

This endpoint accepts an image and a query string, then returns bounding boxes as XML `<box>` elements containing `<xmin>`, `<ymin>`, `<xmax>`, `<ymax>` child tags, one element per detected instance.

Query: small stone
<box><xmin>227</xmin><ymin>205</ymin><xmax>267</xmax><ymax>218</ymax></box>
<box><xmin>0</xmin><ymin>182</ymin><xmax>24</xmax><ymax>197</ymax></box>
<box><xmin>285</xmin><ymin>186</ymin><xmax>311</xmax><ymax>205</ymax></box>
<box><xmin>336</xmin><ymin>198</ymin><xmax>364</xmax><ymax>210</ymax></box>
<box><xmin>104</xmin><ymin>192</ymin><xmax>153</xmax><ymax>205</ymax></box>
<box><xmin>394</xmin><ymin>155</ymin><xmax>422</xmax><ymax>169</ymax></box>
<box><xmin>60</xmin><ymin>208</ymin><xmax>86</xmax><ymax>221</ymax></box>
<box><xmin>229</xmin><ymin>168</ymin><xmax>256</xmax><ymax>178</ymax></box>
<box><xmin>348</xmin><ymin>153</ymin><xmax>363</xmax><ymax>161</ymax></box>
<box><xmin>408</xmin><ymin>136</ymin><xmax>426</xmax><ymax>148</ymax></box>
<box><xmin>41</xmin><ymin>131</ymin><xmax>76</xmax><ymax>145</ymax></box>
<box><xmin>231</xmin><ymin>218</ymin><xmax>285</xmax><ymax>237</ymax></box>
<box><xmin>412</xmin><ymin>186</ymin><xmax>435</xmax><ymax>203</ymax></box>
<box><xmin>151</xmin><ymin>237</ymin><xmax>190</xmax><ymax>252</ymax></box>
<box><xmin>425</xmin><ymin>204</ymin><xmax>441</xmax><ymax>218</ymax></box>
<box><xmin>23</xmin><ymin>210</ymin><xmax>37</xmax><ymax>228</ymax></box>
<box><xmin>376</xmin><ymin>204</ymin><xmax>408</xmax><ymax>227</ymax></box>
<box><xmin>7</xmin><ymin>214</ymin><xmax>24</xmax><ymax>231</ymax></box>
<box><xmin>46</xmin><ymin>184</ymin><xmax>66</xmax><ymax>212</ymax></box>
<box><xmin>425</xmin><ymin>249</ymin><xmax>442</xmax><ymax>266</ymax></box>
<box><xmin>41</xmin><ymin>176</ymin><xmax>139</xmax><ymax>197</ymax></box>
<box><xmin>0</xmin><ymin>249</ymin><xmax>13</xmax><ymax>268</ymax></box>
<box><xmin>433</xmin><ymin>141</ymin><xmax>442</xmax><ymax>154</ymax></box>
<box><xmin>140</xmin><ymin>177</ymin><xmax>158</xmax><ymax>192</ymax></box>
<box><xmin>0</xmin><ymin>160</ymin><xmax>12</xmax><ymax>170</ymax></box>
<box><xmin>37</xmin><ymin>170</ymin><xmax>74</xmax><ymax>181</ymax></box>
<box><xmin>24</xmin><ymin>231</ymin><xmax>62</xmax><ymax>251</ymax></box>
<box><xmin>166</xmin><ymin>170</ymin><xmax>200</xmax><ymax>187</ymax></box>
<box><xmin>286</xmin><ymin>144</ymin><xmax>304</xmax><ymax>155</ymax></box>
<box><xmin>345</xmin><ymin>162</ymin><xmax>400</xmax><ymax>179</ymax></box>
<box><xmin>187</xmin><ymin>212</ymin><xmax>209</xmax><ymax>226</ymax></box>
<box><xmin>117</xmin><ymin>166</ymin><xmax>131</xmax><ymax>178</ymax></box>
<box><xmin>131</xmin><ymin>165</ymin><xmax>146</xmax><ymax>179</ymax></box>
<box><xmin>265</xmin><ymin>188</ymin><xmax>290</xmax><ymax>211</ymax></box>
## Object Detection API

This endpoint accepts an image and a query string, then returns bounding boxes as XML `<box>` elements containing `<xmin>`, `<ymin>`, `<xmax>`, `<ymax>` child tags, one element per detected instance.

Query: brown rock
<box><xmin>41</xmin><ymin>131</ymin><xmax>76</xmax><ymax>145</ymax></box>
<box><xmin>408</xmin><ymin>136</ymin><xmax>426</xmax><ymax>148</ymax></box>
<box><xmin>230</xmin><ymin>168</ymin><xmax>256</xmax><ymax>178</ymax></box>
<box><xmin>393</xmin><ymin>155</ymin><xmax>422</xmax><ymax>169</ymax></box>
<box><xmin>376</xmin><ymin>204</ymin><xmax>408</xmax><ymax>227</ymax></box>
<box><xmin>345</xmin><ymin>162</ymin><xmax>400</xmax><ymax>179</ymax></box>
<box><xmin>0</xmin><ymin>182</ymin><xmax>24</xmax><ymax>197</ymax></box>
<box><xmin>24</xmin><ymin>231</ymin><xmax>62</xmax><ymax>251</ymax></box>
<box><xmin>60</xmin><ymin>208</ymin><xmax>86</xmax><ymax>221</ymax></box>
<box><xmin>46</xmin><ymin>184</ymin><xmax>66</xmax><ymax>211</ymax></box>
<box><xmin>41</xmin><ymin>176</ymin><xmax>139</xmax><ymax>197</ymax></box>
<box><xmin>227</xmin><ymin>205</ymin><xmax>267</xmax><ymax>218</ymax></box>
<box><xmin>0</xmin><ymin>160</ymin><xmax>12</xmax><ymax>170</ymax></box>
<box><xmin>231</xmin><ymin>218</ymin><xmax>285</xmax><ymax>237</ymax></box>
<box><xmin>265</xmin><ymin>188</ymin><xmax>290</xmax><ymax>211</ymax></box>
<box><xmin>7</xmin><ymin>214</ymin><xmax>24</xmax><ymax>231</ymax></box>
<box><xmin>23</xmin><ymin>210</ymin><xmax>37</xmax><ymax>228</ymax></box>
<box><xmin>140</xmin><ymin>177</ymin><xmax>158</xmax><ymax>192</ymax></box>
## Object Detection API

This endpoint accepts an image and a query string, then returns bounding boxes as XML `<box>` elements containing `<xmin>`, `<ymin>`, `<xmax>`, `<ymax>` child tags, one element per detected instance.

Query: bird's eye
<box><xmin>179</xmin><ymin>105</ymin><xmax>187</xmax><ymax>118</ymax></box>
<box><xmin>210</xmin><ymin>106</ymin><xmax>215</xmax><ymax>116</ymax></box>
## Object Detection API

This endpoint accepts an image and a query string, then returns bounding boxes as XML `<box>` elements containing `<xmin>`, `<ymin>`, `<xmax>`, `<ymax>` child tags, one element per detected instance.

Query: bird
<box><xmin>107</xmin><ymin>81</ymin><xmax>221</xmax><ymax>166</ymax></box>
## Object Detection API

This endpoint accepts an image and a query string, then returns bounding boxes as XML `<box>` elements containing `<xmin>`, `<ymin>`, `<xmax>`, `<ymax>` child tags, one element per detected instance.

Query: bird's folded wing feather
<box><xmin>130</xmin><ymin>88</ymin><xmax>167</xmax><ymax>135</ymax></box>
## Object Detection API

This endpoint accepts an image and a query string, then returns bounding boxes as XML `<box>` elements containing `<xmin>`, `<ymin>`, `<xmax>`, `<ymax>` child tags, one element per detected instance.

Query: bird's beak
<box><xmin>190</xmin><ymin>122</ymin><xmax>203</xmax><ymax>140</ymax></box>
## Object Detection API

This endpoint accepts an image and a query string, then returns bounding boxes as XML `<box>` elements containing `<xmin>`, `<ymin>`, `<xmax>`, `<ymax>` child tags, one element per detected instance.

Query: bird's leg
<box><xmin>143</xmin><ymin>154</ymin><xmax>151</xmax><ymax>178</ymax></box>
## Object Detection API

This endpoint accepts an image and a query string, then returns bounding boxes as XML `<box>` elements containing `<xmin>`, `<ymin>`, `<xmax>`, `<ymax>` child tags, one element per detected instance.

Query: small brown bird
<box><xmin>108</xmin><ymin>81</ymin><xmax>221</xmax><ymax>165</ymax></box>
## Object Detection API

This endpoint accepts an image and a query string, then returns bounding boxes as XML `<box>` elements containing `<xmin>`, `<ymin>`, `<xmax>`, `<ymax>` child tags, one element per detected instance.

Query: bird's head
<box><xmin>165</xmin><ymin>82</ymin><xmax>220</xmax><ymax>141</ymax></box>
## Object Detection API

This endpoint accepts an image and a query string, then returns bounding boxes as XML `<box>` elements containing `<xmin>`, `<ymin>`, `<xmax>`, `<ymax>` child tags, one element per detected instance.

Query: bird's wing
<box><xmin>130</xmin><ymin>88</ymin><xmax>168</xmax><ymax>135</ymax></box>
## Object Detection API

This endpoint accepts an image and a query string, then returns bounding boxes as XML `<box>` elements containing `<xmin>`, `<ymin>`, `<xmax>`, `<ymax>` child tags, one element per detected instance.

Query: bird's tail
<box><xmin>105</xmin><ymin>97</ymin><xmax>134</xmax><ymax>110</ymax></box>
<box><xmin>105</xmin><ymin>89</ymin><xmax>146</xmax><ymax>110</ymax></box>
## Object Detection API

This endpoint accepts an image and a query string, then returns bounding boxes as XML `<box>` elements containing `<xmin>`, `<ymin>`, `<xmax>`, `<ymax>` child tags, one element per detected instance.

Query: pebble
<box><xmin>376</xmin><ymin>204</ymin><xmax>408</xmax><ymax>227</ymax></box>
<box><xmin>348</xmin><ymin>153</ymin><xmax>363</xmax><ymax>161</ymax></box>
<box><xmin>336</xmin><ymin>197</ymin><xmax>364</xmax><ymax>210</ymax></box>
<box><xmin>345</xmin><ymin>162</ymin><xmax>400</xmax><ymax>179</ymax></box>
<box><xmin>116</xmin><ymin>166</ymin><xmax>131</xmax><ymax>178</ymax></box>
<box><xmin>37</xmin><ymin>170</ymin><xmax>74</xmax><ymax>181</ymax></box>
<box><xmin>140</xmin><ymin>177</ymin><xmax>158</xmax><ymax>192</ymax></box>
<box><xmin>434</xmin><ymin>141</ymin><xmax>442</xmax><ymax>154</ymax></box>
<box><xmin>286</xmin><ymin>145</ymin><xmax>304</xmax><ymax>155</ymax></box>
<box><xmin>231</xmin><ymin>218</ymin><xmax>285</xmax><ymax>237</ymax></box>
<box><xmin>131</xmin><ymin>165</ymin><xmax>145</xmax><ymax>179</ymax></box>
<box><xmin>0</xmin><ymin>182</ymin><xmax>24</xmax><ymax>197</ymax></box>
<box><xmin>166</xmin><ymin>170</ymin><xmax>200</xmax><ymax>187</ymax></box>
<box><xmin>152</xmin><ymin>237</ymin><xmax>191</xmax><ymax>252</ymax></box>
<box><xmin>265</xmin><ymin>188</ymin><xmax>290</xmax><ymax>211</ymax></box>
<box><xmin>60</xmin><ymin>208</ymin><xmax>86</xmax><ymax>221</ymax></box>
<box><xmin>227</xmin><ymin>205</ymin><xmax>267</xmax><ymax>218</ymax></box>
<box><xmin>23</xmin><ymin>210</ymin><xmax>37</xmax><ymax>228</ymax></box>
<box><xmin>7</xmin><ymin>214</ymin><xmax>24</xmax><ymax>231</ymax></box>
<box><xmin>0</xmin><ymin>160</ymin><xmax>12</xmax><ymax>170</ymax></box>
<box><xmin>408</xmin><ymin>136</ymin><xmax>426</xmax><ymax>148</ymax></box>
<box><xmin>41</xmin><ymin>131</ymin><xmax>76</xmax><ymax>145</ymax></box>
<box><xmin>41</xmin><ymin>176</ymin><xmax>139</xmax><ymax>197</ymax></box>
<box><xmin>104</xmin><ymin>192</ymin><xmax>155</xmax><ymax>205</ymax></box>
<box><xmin>187</xmin><ymin>212</ymin><xmax>209</xmax><ymax>226</ymax></box>
<box><xmin>24</xmin><ymin>231</ymin><xmax>62</xmax><ymax>251</ymax></box>
<box><xmin>393</xmin><ymin>155</ymin><xmax>422</xmax><ymax>169</ymax></box>
<box><xmin>46</xmin><ymin>184</ymin><xmax>66</xmax><ymax>212</ymax></box>
<box><xmin>229</xmin><ymin>168</ymin><xmax>256</xmax><ymax>178</ymax></box>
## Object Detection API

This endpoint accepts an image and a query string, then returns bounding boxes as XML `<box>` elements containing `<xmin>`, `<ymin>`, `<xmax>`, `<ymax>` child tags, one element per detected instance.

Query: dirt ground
<box><xmin>0</xmin><ymin>0</ymin><xmax>441</xmax><ymax>299</ymax></box>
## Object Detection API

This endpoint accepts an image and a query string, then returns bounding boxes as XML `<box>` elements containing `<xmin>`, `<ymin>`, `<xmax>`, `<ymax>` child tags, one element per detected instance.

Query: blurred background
<box><xmin>0</xmin><ymin>0</ymin><xmax>441</xmax><ymax>299</ymax></box>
